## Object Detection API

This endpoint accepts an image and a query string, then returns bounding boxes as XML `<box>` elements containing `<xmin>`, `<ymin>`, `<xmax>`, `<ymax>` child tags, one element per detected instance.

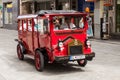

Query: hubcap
<box><xmin>17</xmin><ymin>45</ymin><xmax>22</xmax><ymax>59</ymax></box>
<box><xmin>80</xmin><ymin>60</ymin><xmax>85</xmax><ymax>64</ymax></box>
<box><xmin>35</xmin><ymin>52</ymin><xmax>41</xmax><ymax>70</ymax></box>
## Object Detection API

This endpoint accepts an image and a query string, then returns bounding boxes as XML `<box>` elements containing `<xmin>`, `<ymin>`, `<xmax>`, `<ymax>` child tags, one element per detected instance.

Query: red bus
<box><xmin>16</xmin><ymin>10</ymin><xmax>95</xmax><ymax>71</ymax></box>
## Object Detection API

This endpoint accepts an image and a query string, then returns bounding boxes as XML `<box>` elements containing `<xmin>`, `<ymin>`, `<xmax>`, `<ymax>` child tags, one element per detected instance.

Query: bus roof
<box><xmin>17</xmin><ymin>10</ymin><xmax>87</xmax><ymax>19</ymax></box>
<box><xmin>37</xmin><ymin>10</ymin><xmax>87</xmax><ymax>16</ymax></box>
<box><xmin>17</xmin><ymin>14</ymin><xmax>38</xmax><ymax>19</ymax></box>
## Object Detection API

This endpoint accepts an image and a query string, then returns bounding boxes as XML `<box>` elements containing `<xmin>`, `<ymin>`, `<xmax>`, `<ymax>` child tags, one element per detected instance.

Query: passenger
<box><xmin>54</xmin><ymin>18</ymin><xmax>61</xmax><ymax>30</ymax></box>
<box><xmin>61</xmin><ymin>17</ymin><xmax>76</xmax><ymax>29</ymax></box>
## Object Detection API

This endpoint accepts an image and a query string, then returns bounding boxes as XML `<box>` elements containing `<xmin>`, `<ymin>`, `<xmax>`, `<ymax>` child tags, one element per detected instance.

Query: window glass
<box><xmin>43</xmin><ymin>19</ymin><xmax>49</xmax><ymax>33</ymax></box>
<box><xmin>53</xmin><ymin>16</ymin><xmax>84</xmax><ymax>31</ymax></box>
<box><xmin>23</xmin><ymin>20</ymin><xmax>27</xmax><ymax>31</ymax></box>
<box><xmin>34</xmin><ymin>19</ymin><xmax>38</xmax><ymax>31</ymax></box>
<box><xmin>38</xmin><ymin>19</ymin><xmax>44</xmax><ymax>34</ymax></box>
<box><xmin>19</xmin><ymin>20</ymin><xmax>22</xmax><ymax>30</ymax></box>
<box><xmin>116</xmin><ymin>4</ymin><xmax>120</xmax><ymax>33</ymax></box>
<box><xmin>28</xmin><ymin>19</ymin><xmax>32</xmax><ymax>31</ymax></box>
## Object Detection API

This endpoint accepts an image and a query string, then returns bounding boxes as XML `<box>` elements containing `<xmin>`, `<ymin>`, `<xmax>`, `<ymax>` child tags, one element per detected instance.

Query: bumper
<box><xmin>85</xmin><ymin>52</ymin><xmax>95</xmax><ymax>61</ymax></box>
<box><xmin>55</xmin><ymin>52</ymin><xmax>95</xmax><ymax>62</ymax></box>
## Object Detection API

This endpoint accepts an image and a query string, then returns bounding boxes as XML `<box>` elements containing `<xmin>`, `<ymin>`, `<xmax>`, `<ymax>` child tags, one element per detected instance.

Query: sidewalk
<box><xmin>90</xmin><ymin>38</ymin><xmax>120</xmax><ymax>45</ymax></box>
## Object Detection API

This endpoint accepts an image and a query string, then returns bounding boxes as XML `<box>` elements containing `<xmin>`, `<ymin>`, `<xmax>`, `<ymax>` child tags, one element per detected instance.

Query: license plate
<box><xmin>69</xmin><ymin>55</ymin><xmax>85</xmax><ymax>60</ymax></box>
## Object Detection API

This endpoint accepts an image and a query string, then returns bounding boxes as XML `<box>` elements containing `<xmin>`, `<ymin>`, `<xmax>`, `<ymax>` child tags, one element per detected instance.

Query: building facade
<box><xmin>116</xmin><ymin>0</ymin><xmax>120</xmax><ymax>35</ymax></box>
<box><xmin>94</xmin><ymin>0</ymin><xmax>120</xmax><ymax>39</ymax></box>
<box><xmin>19</xmin><ymin>0</ymin><xmax>94</xmax><ymax>14</ymax></box>
<box><xmin>2</xmin><ymin>0</ymin><xmax>19</xmax><ymax>29</ymax></box>
<box><xmin>19</xmin><ymin>0</ymin><xmax>51</xmax><ymax>15</ymax></box>
<box><xmin>1</xmin><ymin>0</ymin><xmax>94</xmax><ymax>30</ymax></box>
<box><xmin>2</xmin><ymin>0</ymin><xmax>119</xmax><ymax>39</ymax></box>
<box><xmin>0</xmin><ymin>0</ymin><xmax>3</xmax><ymax>27</ymax></box>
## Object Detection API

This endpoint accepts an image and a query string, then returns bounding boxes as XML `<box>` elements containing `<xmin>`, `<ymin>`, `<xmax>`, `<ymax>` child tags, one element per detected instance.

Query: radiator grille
<box><xmin>69</xmin><ymin>45</ymin><xmax>83</xmax><ymax>55</ymax></box>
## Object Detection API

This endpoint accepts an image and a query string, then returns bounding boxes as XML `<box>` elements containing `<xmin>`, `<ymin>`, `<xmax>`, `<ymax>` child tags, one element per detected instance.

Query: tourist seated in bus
<box><xmin>54</xmin><ymin>18</ymin><xmax>61</xmax><ymax>30</ymax></box>
<box><xmin>61</xmin><ymin>17</ymin><xmax>76</xmax><ymax>30</ymax></box>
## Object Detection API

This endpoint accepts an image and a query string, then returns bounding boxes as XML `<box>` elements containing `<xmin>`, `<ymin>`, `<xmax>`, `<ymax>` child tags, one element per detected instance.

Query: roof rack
<box><xmin>37</xmin><ymin>10</ymin><xmax>78</xmax><ymax>15</ymax></box>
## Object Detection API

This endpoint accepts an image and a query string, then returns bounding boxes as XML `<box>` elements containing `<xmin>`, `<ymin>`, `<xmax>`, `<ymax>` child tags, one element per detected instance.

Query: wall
<box><xmin>0</xmin><ymin>0</ymin><xmax>3</xmax><ymax>27</ymax></box>
<box><xmin>94</xmin><ymin>0</ymin><xmax>116</xmax><ymax>39</ymax></box>
<box><xmin>2</xmin><ymin>0</ymin><xmax>19</xmax><ymax>30</ymax></box>
<box><xmin>94</xmin><ymin>0</ymin><xmax>104</xmax><ymax>39</ymax></box>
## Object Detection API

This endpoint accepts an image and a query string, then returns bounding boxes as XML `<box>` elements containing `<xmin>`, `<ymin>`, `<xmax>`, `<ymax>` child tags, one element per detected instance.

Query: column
<box><xmin>94</xmin><ymin>0</ymin><xmax>104</xmax><ymax>39</ymax></box>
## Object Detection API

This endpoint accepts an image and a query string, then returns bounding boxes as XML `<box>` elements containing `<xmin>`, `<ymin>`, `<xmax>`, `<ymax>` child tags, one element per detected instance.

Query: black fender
<box><xmin>15</xmin><ymin>39</ymin><xmax>26</xmax><ymax>54</ymax></box>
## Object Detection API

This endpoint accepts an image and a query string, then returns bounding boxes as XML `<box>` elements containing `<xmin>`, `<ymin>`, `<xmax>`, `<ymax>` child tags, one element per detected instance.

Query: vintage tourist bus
<box><xmin>16</xmin><ymin>10</ymin><xmax>95</xmax><ymax>71</ymax></box>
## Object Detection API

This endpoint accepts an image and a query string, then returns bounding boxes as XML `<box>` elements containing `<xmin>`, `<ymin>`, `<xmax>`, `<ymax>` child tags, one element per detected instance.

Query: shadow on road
<box><xmin>22</xmin><ymin>57</ymin><xmax>85</xmax><ymax>75</ymax></box>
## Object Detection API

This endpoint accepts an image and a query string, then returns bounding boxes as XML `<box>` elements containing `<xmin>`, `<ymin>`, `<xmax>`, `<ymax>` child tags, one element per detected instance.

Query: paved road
<box><xmin>0</xmin><ymin>29</ymin><xmax>120</xmax><ymax>80</ymax></box>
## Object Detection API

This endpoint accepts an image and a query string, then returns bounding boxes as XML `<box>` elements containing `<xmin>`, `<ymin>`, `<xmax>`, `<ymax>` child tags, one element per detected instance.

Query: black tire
<box><xmin>35</xmin><ymin>50</ymin><xmax>44</xmax><ymax>71</ymax></box>
<box><xmin>17</xmin><ymin>44</ymin><xmax>24</xmax><ymax>60</ymax></box>
<box><xmin>77</xmin><ymin>59</ymin><xmax>87</xmax><ymax>67</ymax></box>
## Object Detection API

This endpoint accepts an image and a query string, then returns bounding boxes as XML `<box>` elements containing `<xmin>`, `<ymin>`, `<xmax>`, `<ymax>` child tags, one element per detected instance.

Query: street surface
<box><xmin>0</xmin><ymin>29</ymin><xmax>120</xmax><ymax>80</ymax></box>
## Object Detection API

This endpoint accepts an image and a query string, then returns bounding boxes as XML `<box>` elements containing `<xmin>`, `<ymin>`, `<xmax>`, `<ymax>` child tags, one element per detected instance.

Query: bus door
<box><xmin>26</xmin><ymin>18</ymin><xmax>34</xmax><ymax>54</ymax></box>
<box><xmin>33</xmin><ymin>18</ymin><xmax>39</xmax><ymax>52</ymax></box>
<box><xmin>38</xmin><ymin>18</ymin><xmax>51</xmax><ymax>48</ymax></box>
<box><xmin>18</xmin><ymin>19</ymin><xmax>28</xmax><ymax>46</ymax></box>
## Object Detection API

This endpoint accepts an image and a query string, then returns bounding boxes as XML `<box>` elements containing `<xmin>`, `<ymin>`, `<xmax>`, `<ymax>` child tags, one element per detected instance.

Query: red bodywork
<box><xmin>17</xmin><ymin>11</ymin><xmax>95</xmax><ymax>64</ymax></box>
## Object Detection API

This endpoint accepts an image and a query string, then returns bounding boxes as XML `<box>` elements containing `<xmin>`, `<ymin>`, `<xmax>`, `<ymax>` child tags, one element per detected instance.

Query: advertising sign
<box><xmin>104</xmin><ymin>0</ymin><xmax>113</xmax><ymax>6</ymax></box>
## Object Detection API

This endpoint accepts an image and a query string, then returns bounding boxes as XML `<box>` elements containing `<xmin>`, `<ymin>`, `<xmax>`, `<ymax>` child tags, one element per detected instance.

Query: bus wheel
<box><xmin>35</xmin><ymin>50</ymin><xmax>44</xmax><ymax>71</ymax></box>
<box><xmin>77</xmin><ymin>59</ymin><xmax>87</xmax><ymax>67</ymax></box>
<box><xmin>17</xmin><ymin>44</ymin><xmax>24</xmax><ymax>60</ymax></box>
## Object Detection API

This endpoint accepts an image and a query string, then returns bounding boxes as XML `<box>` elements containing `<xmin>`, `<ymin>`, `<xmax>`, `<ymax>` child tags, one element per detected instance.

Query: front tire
<box><xmin>17</xmin><ymin>44</ymin><xmax>24</xmax><ymax>60</ymax></box>
<box><xmin>35</xmin><ymin>50</ymin><xmax>44</xmax><ymax>71</ymax></box>
<box><xmin>77</xmin><ymin>59</ymin><xmax>87</xmax><ymax>67</ymax></box>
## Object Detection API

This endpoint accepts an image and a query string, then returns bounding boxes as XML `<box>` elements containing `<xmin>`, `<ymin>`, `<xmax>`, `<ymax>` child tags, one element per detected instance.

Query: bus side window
<box><xmin>19</xmin><ymin>20</ymin><xmax>22</xmax><ymax>30</ymax></box>
<box><xmin>28</xmin><ymin>19</ymin><xmax>32</xmax><ymax>31</ymax></box>
<box><xmin>38</xmin><ymin>19</ymin><xmax>44</xmax><ymax>34</ymax></box>
<box><xmin>23</xmin><ymin>20</ymin><xmax>27</xmax><ymax>31</ymax></box>
<box><xmin>43</xmin><ymin>19</ymin><xmax>49</xmax><ymax>34</ymax></box>
<box><xmin>34</xmin><ymin>19</ymin><xmax>38</xmax><ymax>31</ymax></box>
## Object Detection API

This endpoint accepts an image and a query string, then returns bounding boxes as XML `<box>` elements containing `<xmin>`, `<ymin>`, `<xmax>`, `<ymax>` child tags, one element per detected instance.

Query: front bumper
<box><xmin>55</xmin><ymin>52</ymin><xmax>95</xmax><ymax>62</ymax></box>
<box><xmin>85</xmin><ymin>52</ymin><xmax>95</xmax><ymax>61</ymax></box>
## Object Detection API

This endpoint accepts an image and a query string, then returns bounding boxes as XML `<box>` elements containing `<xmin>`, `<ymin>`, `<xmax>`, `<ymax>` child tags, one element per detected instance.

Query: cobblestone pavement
<box><xmin>0</xmin><ymin>29</ymin><xmax>120</xmax><ymax>80</ymax></box>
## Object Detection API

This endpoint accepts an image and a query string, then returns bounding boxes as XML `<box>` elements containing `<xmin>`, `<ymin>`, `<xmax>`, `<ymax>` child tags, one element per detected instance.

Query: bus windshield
<box><xmin>53</xmin><ymin>16</ymin><xmax>85</xmax><ymax>31</ymax></box>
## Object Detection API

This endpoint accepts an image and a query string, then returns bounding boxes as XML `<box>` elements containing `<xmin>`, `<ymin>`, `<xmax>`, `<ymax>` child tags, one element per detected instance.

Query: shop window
<box><xmin>22</xmin><ymin>2</ymin><xmax>32</xmax><ymax>14</ymax></box>
<box><xmin>116</xmin><ymin>4</ymin><xmax>120</xmax><ymax>33</ymax></box>
<box><xmin>71</xmin><ymin>0</ymin><xmax>77</xmax><ymax>10</ymax></box>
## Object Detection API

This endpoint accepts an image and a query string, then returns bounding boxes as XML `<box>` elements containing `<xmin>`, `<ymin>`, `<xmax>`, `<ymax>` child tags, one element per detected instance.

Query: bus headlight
<box><xmin>85</xmin><ymin>39</ymin><xmax>91</xmax><ymax>48</ymax></box>
<box><xmin>58</xmin><ymin>41</ymin><xmax>64</xmax><ymax>51</ymax></box>
<box><xmin>58</xmin><ymin>42</ymin><xmax>63</xmax><ymax>48</ymax></box>
<box><xmin>86</xmin><ymin>40</ymin><xmax>91</xmax><ymax>48</ymax></box>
